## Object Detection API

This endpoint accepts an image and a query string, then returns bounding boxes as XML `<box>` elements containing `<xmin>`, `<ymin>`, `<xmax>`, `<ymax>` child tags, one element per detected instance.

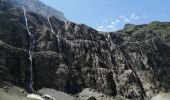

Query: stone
<box><xmin>87</xmin><ymin>96</ymin><xmax>97</xmax><ymax>100</ymax></box>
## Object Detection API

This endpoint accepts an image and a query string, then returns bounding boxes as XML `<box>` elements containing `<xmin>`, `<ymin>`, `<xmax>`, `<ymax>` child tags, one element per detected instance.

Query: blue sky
<box><xmin>40</xmin><ymin>0</ymin><xmax>170</xmax><ymax>32</ymax></box>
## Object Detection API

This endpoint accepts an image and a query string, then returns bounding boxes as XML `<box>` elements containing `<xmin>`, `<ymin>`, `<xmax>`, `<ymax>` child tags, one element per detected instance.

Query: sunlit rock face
<box><xmin>7</xmin><ymin>0</ymin><xmax>67</xmax><ymax>21</ymax></box>
<box><xmin>0</xmin><ymin>0</ymin><xmax>170</xmax><ymax>100</ymax></box>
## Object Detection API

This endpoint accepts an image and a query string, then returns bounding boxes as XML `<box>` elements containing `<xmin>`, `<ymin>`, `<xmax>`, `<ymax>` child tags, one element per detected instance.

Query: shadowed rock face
<box><xmin>0</xmin><ymin>0</ymin><xmax>170</xmax><ymax>99</ymax></box>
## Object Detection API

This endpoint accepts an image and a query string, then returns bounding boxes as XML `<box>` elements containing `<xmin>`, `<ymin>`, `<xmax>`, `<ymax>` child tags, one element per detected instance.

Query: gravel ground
<box><xmin>38</xmin><ymin>88</ymin><xmax>127</xmax><ymax>100</ymax></box>
<box><xmin>0</xmin><ymin>88</ymin><xmax>35</xmax><ymax>100</ymax></box>
<box><xmin>0</xmin><ymin>82</ymin><xmax>130</xmax><ymax>100</ymax></box>
<box><xmin>151</xmin><ymin>92</ymin><xmax>170</xmax><ymax>100</ymax></box>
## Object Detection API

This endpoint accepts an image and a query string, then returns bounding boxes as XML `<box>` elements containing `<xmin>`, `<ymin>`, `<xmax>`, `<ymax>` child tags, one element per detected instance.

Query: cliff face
<box><xmin>7</xmin><ymin>0</ymin><xmax>67</xmax><ymax>21</ymax></box>
<box><xmin>0</xmin><ymin>1</ymin><xmax>170</xmax><ymax>100</ymax></box>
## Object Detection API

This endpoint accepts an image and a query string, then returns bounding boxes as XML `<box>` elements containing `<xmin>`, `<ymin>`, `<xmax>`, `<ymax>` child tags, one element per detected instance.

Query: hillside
<box><xmin>0</xmin><ymin>0</ymin><xmax>170</xmax><ymax>100</ymax></box>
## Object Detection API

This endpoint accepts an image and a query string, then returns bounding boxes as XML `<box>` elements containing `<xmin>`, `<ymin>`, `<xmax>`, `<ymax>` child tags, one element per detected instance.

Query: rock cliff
<box><xmin>7</xmin><ymin>0</ymin><xmax>67</xmax><ymax>21</ymax></box>
<box><xmin>0</xmin><ymin>0</ymin><xmax>170</xmax><ymax>99</ymax></box>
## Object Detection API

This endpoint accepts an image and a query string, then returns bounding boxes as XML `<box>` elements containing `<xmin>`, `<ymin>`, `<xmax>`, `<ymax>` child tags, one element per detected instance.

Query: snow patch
<box><xmin>27</xmin><ymin>94</ymin><xmax>44</xmax><ymax>100</ymax></box>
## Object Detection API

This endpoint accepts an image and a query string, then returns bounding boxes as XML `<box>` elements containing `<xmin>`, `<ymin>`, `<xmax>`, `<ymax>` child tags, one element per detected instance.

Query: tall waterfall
<box><xmin>48</xmin><ymin>17</ymin><xmax>62</xmax><ymax>54</ymax></box>
<box><xmin>23</xmin><ymin>10</ymin><xmax>34</xmax><ymax>93</ymax></box>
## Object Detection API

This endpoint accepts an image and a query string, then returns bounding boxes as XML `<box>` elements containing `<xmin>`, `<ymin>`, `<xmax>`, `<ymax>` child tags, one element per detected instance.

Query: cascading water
<box><xmin>117</xmin><ymin>47</ymin><xmax>147</xmax><ymax>99</ymax></box>
<box><xmin>93</xmin><ymin>53</ymin><xmax>99</xmax><ymax>75</ymax></box>
<box><xmin>47</xmin><ymin>17</ymin><xmax>55</xmax><ymax>39</ymax></box>
<box><xmin>47</xmin><ymin>17</ymin><xmax>62</xmax><ymax>54</ymax></box>
<box><xmin>23</xmin><ymin>10</ymin><xmax>34</xmax><ymax>93</ymax></box>
<box><xmin>95</xmin><ymin>53</ymin><xmax>99</xmax><ymax>69</ymax></box>
<box><xmin>57</xmin><ymin>31</ymin><xmax>62</xmax><ymax>54</ymax></box>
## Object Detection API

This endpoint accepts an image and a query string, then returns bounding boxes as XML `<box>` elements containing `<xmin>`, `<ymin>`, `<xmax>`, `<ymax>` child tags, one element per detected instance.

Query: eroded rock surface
<box><xmin>0</xmin><ymin>0</ymin><xmax>170</xmax><ymax>99</ymax></box>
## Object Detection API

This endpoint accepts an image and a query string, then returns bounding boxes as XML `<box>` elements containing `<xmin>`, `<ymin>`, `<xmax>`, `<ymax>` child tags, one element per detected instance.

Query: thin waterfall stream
<box><xmin>23</xmin><ymin>10</ymin><xmax>34</xmax><ymax>93</ymax></box>
<box><xmin>117</xmin><ymin>46</ymin><xmax>147</xmax><ymax>99</ymax></box>
<box><xmin>47</xmin><ymin>17</ymin><xmax>55</xmax><ymax>39</ymax></box>
<box><xmin>48</xmin><ymin>18</ymin><xmax>77</xmax><ymax>93</ymax></box>
<box><xmin>48</xmin><ymin>17</ymin><xmax>62</xmax><ymax>56</ymax></box>
<box><xmin>105</xmin><ymin>34</ymin><xmax>147</xmax><ymax>99</ymax></box>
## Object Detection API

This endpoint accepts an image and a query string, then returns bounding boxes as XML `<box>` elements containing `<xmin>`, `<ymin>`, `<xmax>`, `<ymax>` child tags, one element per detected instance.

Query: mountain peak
<box><xmin>8</xmin><ymin>0</ymin><xmax>67</xmax><ymax>21</ymax></box>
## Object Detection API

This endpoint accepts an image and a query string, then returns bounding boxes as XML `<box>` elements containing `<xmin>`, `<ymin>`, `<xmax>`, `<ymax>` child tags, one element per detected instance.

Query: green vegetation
<box><xmin>121</xmin><ymin>21</ymin><xmax>170</xmax><ymax>45</ymax></box>
<box><xmin>147</xmin><ymin>21</ymin><xmax>170</xmax><ymax>45</ymax></box>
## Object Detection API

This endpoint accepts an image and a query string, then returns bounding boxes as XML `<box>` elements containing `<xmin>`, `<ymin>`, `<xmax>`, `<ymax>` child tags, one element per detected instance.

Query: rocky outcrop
<box><xmin>0</xmin><ymin>0</ymin><xmax>170</xmax><ymax>100</ymax></box>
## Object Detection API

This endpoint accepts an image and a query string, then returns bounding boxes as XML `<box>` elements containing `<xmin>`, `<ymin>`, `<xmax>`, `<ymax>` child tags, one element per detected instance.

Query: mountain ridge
<box><xmin>0</xmin><ymin>0</ymin><xmax>170</xmax><ymax>100</ymax></box>
<box><xmin>7</xmin><ymin>0</ymin><xmax>67</xmax><ymax>21</ymax></box>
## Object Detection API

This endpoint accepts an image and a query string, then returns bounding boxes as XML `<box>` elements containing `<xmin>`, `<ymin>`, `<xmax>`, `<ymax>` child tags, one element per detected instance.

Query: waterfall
<box><xmin>23</xmin><ymin>10</ymin><xmax>34</xmax><ymax>93</ymax></box>
<box><xmin>93</xmin><ymin>53</ymin><xmax>99</xmax><ymax>75</ymax></box>
<box><xmin>47</xmin><ymin>17</ymin><xmax>62</xmax><ymax>54</ymax></box>
<box><xmin>48</xmin><ymin>17</ymin><xmax>65</xmax><ymax>68</ymax></box>
<box><xmin>117</xmin><ymin>47</ymin><xmax>147</xmax><ymax>99</ymax></box>
<box><xmin>106</xmin><ymin>33</ymin><xmax>116</xmax><ymax>52</ymax></box>
<box><xmin>92</xmin><ymin>53</ymin><xmax>99</xmax><ymax>69</ymax></box>
<box><xmin>106</xmin><ymin>33</ymin><xmax>112</xmax><ymax>44</ymax></box>
<box><xmin>47</xmin><ymin>17</ymin><xmax>55</xmax><ymax>39</ymax></box>
<box><xmin>56</xmin><ymin>31</ymin><xmax>62</xmax><ymax>54</ymax></box>
<box><xmin>105</xmin><ymin>33</ymin><xmax>115</xmax><ymax>70</ymax></box>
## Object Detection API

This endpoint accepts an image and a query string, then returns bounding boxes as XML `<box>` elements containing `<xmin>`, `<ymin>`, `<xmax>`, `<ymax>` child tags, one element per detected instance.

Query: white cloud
<box><xmin>123</xmin><ymin>18</ymin><xmax>131</xmax><ymax>23</ymax></box>
<box><xmin>96</xmin><ymin>25</ymin><xmax>105</xmax><ymax>31</ymax></box>
<box><xmin>106</xmin><ymin>25</ymin><xmax>114</xmax><ymax>28</ymax></box>
<box><xmin>96</xmin><ymin>17</ymin><xmax>122</xmax><ymax>31</ymax></box>
<box><xmin>96</xmin><ymin>18</ymin><xmax>120</xmax><ymax>31</ymax></box>
<box><xmin>97</xmin><ymin>25</ymin><xmax>104</xmax><ymax>29</ymax></box>
<box><xmin>96</xmin><ymin>13</ymin><xmax>143</xmax><ymax>31</ymax></box>
<box><xmin>130</xmin><ymin>14</ymin><xmax>140</xmax><ymax>20</ymax></box>
<box><xmin>112</xmin><ymin>27</ymin><xmax>118</xmax><ymax>31</ymax></box>
<box><xmin>122</xmin><ymin>13</ymin><xmax>140</xmax><ymax>23</ymax></box>
<box><xmin>111</xmin><ymin>19</ymin><xmax>120</xmax><ymax>25</ymax></box>
<box><xmin>96</xmin><ymin>28</ymin><xmax>104</xmax><ymax>31</ymax></box>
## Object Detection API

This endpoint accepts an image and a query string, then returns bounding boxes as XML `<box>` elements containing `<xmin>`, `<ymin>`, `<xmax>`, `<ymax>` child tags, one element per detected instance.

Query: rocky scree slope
<box><xmin>0</xmin><ymin>1</ymin><xmax>170</xmax><ymax>100</ymax></box>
